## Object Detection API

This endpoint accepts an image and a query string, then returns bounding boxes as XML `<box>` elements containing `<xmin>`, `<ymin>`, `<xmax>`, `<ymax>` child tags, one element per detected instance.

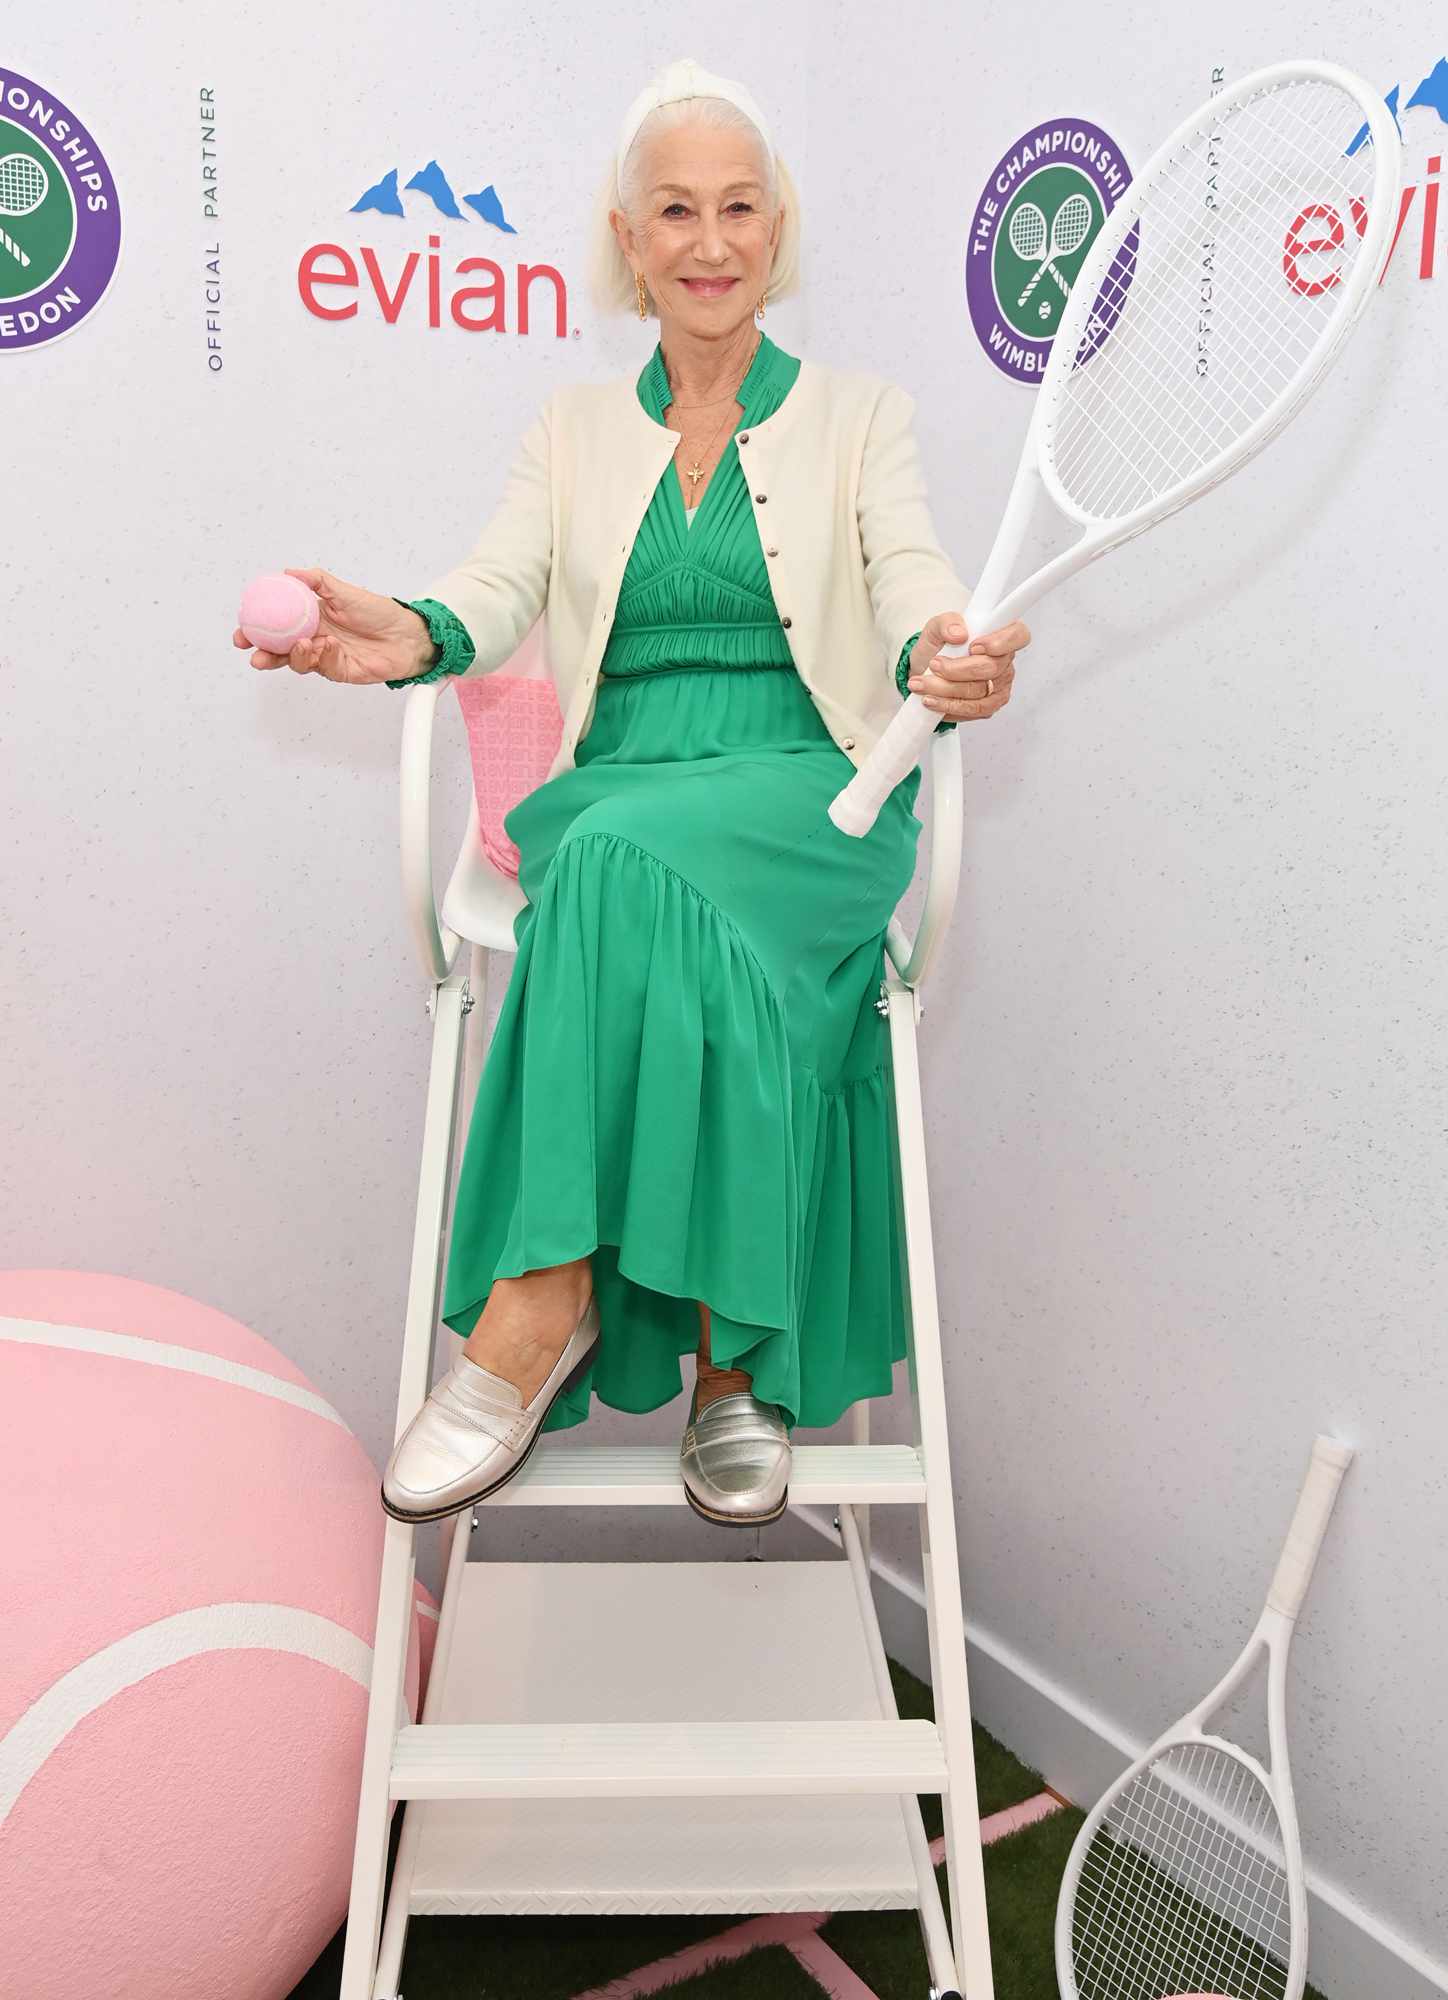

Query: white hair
<box><xmin>586</xmin><ymin>93</ymin><xmax>803</xmax><ymax>320</ymax></box>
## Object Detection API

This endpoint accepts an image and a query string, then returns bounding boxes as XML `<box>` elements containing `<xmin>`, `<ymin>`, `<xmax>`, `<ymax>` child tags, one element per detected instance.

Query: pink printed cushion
<box><xmin>454</xmin><ymin>673</ymin><xmax>563</xmax><ymax>879</ymax></box>
<box><xmin>0</xmin><ymin>1268</ymin><xmax>440</xmax><ymax>2000</ymax></box>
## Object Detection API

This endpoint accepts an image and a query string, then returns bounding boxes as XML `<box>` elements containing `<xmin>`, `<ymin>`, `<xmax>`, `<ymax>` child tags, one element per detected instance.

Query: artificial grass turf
<box><xmin>289</xmin><ymin>1652</ymin><xmax>1334</xmax><ymax>2000</ymax></box>
<box><xmin>647</xmin><ymin>1945</ymin><xmax>836</xmax><ymax>1997</ymax></box>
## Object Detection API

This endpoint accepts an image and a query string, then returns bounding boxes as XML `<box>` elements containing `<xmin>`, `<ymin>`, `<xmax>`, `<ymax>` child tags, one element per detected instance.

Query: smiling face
<box><xmin>611</xmin><ymin>118</ymin><xmax>784</xmax><ymax>341</ymax></box>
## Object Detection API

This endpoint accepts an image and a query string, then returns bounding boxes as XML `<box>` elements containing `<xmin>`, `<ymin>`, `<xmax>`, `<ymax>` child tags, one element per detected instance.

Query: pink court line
<box><xmin>568</xmin><ymin>1789</ymin><xmax>1066</xmax><ymax>2000</ymax></box>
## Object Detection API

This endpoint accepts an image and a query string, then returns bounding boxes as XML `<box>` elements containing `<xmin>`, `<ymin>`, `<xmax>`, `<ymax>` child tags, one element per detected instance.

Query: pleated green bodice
<box><xmin>599</xmin><ymin>330</ymin><xmax>802</xmax><ymax>678</ymax></box>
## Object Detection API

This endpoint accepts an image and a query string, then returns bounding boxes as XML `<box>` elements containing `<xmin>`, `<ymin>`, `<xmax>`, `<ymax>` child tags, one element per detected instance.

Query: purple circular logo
<box><xmin>0</xmin><ymin>68</ymin><xmax>121</xmax><ymax>354</ymax></box>
<box><xmin>965</xmin><ymin>115</ymin><xmax>1132</xmax><ymax>385</ymax></box>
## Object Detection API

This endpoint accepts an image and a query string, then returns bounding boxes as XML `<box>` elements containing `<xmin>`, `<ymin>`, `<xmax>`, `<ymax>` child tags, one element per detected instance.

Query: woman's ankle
<box><xmin>462</xmin><ymin>1259</ymin><xmax>593</xmax><ymax>1391</ymax></box>
<box><xmin>694</xmin><ymin>1300</ymin><xmax>752</xmax><ymax>1410</ymax></box>
<box><xmin>695</xmin><ymin>1353</ymin><xmax>753</xmax><ymax>1410</ymax></box>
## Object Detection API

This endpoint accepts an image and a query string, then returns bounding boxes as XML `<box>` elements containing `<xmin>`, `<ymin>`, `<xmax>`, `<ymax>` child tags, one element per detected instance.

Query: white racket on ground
<box><xmin>1055</xmin><ymin>1434</ymin><xmax>1355</xmax><ymax>2000</ymax></box>
<box><xmin>827</xmin><ymin>57</ymin><xmax>1403</xmax><ymax>838</ymax></box>
<box><xmin>0</xmin><ymin>152</ymin><xmax>48</xmax><ymax>268</ymax></box>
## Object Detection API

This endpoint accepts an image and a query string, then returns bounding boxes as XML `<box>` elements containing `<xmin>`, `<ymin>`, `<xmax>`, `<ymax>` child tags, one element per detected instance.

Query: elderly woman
<box><xmin>234</xmin><ymin>56</ymin><xmax>1029</xmax><ymax>1530</ymax></box>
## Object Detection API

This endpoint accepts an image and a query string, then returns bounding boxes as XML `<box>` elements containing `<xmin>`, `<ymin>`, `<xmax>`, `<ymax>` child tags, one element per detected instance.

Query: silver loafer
<box><xmin>381</xmin><ymin>1294</ymin><xmax>600</xmax><ymax>1522</ymax></box>
<box><xmin>680</xmin><ymin>1387</ymin><xmax>791</xmax><ymax>1526</ymax></box>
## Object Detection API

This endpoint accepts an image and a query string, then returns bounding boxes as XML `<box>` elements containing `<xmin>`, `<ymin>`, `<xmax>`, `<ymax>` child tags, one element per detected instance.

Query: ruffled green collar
<box><xmin>636</xmin><ymin>328</ymin><xmax>798</xmax><ymax>425</ymax></box>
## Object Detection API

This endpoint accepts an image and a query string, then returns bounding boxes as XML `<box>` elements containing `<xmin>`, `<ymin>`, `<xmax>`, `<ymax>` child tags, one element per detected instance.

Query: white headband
<box><xmin>615</xmin><ymin>56</ymin><xmax>776</xmax><ymax>205</ymax></box>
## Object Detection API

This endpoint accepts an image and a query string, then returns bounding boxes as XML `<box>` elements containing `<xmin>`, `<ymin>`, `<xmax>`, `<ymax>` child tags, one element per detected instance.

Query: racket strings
<box><xmin>1054</xmin><ymin>82</ymin><xmax>1369</xmax><ymax>516</ymax></box>
<box><xmin>1056</xmin><ymin>93</ymin><xmax>1355</xmax><ymax>520</ymax></box>
<box><xmin>1045</xmin><ymin>77</ymin><xmax>1379</xmax><ymax>522</ymax></box>
<box><xmin>1054</xmin><ymin>193</ymin><xmax>1093</xmax><ymax>255</ymax></box>
<box><xmin>0</xmin><ymin>154</ymin><xmax>45</xmax><ymax>212</ymax></box>
<box><xmin>1070</xmin><ymin>1742</ymin><xmax>1292</xmax><ymax>2000</ymax></box>
<box><xmin>1056</xmin><ymin>83</ymin><xmax>1361</xmax><ymax>495</ymax></box>
<box><xmin>1012</xmin><ymin>204</ymin><xmax>1048</xmax><ymax>258</ymax></box>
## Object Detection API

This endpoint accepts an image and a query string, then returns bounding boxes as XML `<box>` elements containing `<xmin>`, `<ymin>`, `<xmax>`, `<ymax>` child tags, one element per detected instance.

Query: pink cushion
<box><xmin>454</xmin><ymin>674</ymin><xmax>563</xmax><ymax>879</ymax></box>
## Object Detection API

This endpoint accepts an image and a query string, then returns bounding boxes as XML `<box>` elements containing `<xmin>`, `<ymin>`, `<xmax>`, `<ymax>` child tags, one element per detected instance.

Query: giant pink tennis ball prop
<box><xmin>239</xmin><ymin>572</ymin><xmax>320</xmax><ymax>653</ymax></box>
<box><xmin>0</xmin><ymin>1268</ymin><xmax>439</xmax><ymax>2000</ymax></box>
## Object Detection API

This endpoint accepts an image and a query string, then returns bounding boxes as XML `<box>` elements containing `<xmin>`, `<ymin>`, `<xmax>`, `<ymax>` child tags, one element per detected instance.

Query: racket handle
<box><xmin>827</xmin><ymin>695</ymin><xmax>940</xmax><ymax>836</ymax></box>
<box><xmin>1267</xmin><ymin>1434</ymin><xmax>1355</xmax><ymax>1622</ymax></box>
<box><xmin>1017</xmin><ymin>262</ymin><xmax>1048</xmax><ymax>307</ymax></box>
<box><xmin>827</xmin><ymin>607</ymin><xmax>999</xmax><ymax>838</ymax></box>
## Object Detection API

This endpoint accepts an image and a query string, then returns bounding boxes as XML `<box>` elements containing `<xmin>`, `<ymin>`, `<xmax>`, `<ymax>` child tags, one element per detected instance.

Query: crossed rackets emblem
<box><xmin>1008</xmin><ymin>190</ymin><xmax>1093</xmax><ymax>307</ymax></box>
<box><xmin>0</xmin><ymin>151</ymin><xmax>49</xmax><ymax>268</ymax></box>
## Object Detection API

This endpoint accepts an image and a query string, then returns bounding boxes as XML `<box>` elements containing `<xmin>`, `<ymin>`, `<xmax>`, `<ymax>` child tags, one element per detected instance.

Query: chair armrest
<box><xmin>399</xmin><ymin>678</ymin><xmax>465</xmax><ymax>984</ymax></box>
<box><xmin>883</xmin><ymin>726</ymin><xmax>964</xmax><ymax>999</ymax></box>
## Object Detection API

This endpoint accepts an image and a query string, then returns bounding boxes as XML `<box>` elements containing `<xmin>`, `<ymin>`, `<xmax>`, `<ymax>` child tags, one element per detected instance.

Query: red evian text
<box><xmin>297</xmin><ymin>234</ymin><xmax>568</xmax><ymax>334</ymax></box>
<box><xmin>1284</xmin><ymin>154</ymin><xmax>1442</xmax><ymax>295</ymax></box>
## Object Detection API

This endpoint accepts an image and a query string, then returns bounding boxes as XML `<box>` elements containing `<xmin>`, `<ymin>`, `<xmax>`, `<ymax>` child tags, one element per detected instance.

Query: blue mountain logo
<box><xmin>350</xmin><ymin>162</ymin><xmax>517</xmax><ymax>232</ymax></box>
<box><xmin>1348</xmin><ymin>56</ymin><xmax>1448</xmax><ymax>153</ymax></box>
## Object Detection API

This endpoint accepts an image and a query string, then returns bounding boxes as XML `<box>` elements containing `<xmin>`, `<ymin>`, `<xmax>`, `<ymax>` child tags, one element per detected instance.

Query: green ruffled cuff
<box><xmin>384</xmin><ymin>596</ymin><xmax>477</xmax><ymax>688</ymax></box>
<box><xmin>895</xmin><ymin>630</ymin><xmax>956</xmax><ymax>734</ymax></box>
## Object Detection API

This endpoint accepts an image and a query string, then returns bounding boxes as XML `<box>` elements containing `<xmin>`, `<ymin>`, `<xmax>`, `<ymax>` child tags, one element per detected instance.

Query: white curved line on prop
<box><xmin>0</xmin><ymin>1317</ymin><xmax>348</xmax><ymax>1427</ymax></box>
<box><xmin>0</xmin><ymin>1603</ymin><xmax>377</xmax><ymax>1827</ymax></box>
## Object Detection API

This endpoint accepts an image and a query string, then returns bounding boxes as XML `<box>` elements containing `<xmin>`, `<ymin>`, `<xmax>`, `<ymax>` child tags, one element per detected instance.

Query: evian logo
<box><xmin>1280</xmin><ymin>53</ymin><xmax>1448</xmax><ymax>296</ymax></box>
<box><xmin>1359</xmin><ymin>55</ymin><xmax>1448</xmax><ymax>284</ymax></box>
<box><xmin>297</xmin><ymin>159</ymin><xmax>569</xmax><ymax>335</ymax></box>
<box><xmin>1281</xmin><ymin>54</ymin><xmax>1448</xmax><ymax>298</ymax></box>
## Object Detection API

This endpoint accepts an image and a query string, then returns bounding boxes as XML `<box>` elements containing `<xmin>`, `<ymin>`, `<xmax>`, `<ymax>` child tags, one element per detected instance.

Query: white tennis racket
<box><xmin>827</xmin><ymin>57</ymin><xmax>1403</xmax><ymax>837</ymax></box>
<box><xmin>1055</xmin><ymin>1434</ymin><xmax>1355</xmax><ymax>2000</ymax></box>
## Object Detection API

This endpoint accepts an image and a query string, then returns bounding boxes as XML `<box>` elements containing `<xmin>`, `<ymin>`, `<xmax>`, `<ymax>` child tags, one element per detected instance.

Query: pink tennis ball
<box><xmin>0</xmin><ymin>1267</ymin><xmax>439</xmax><ymax>2000</ymax></box>
<box><xmin>239</xmin><ymin>572</ymin><xmax>321</xmax><ymax>653</ymax></box>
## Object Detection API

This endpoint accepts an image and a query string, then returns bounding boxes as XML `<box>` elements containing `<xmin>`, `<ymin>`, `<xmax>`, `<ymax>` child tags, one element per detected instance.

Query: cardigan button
<box><xmin>754</xmin><ymin>491</ymin><xmax>767</xmax><ymax>503</ymax></box>
<box><xmin>781</xmin><ymin>616</ymin><xmax>792</xmax><ymax>629</ymax></box>
<box><xmin>766</xmin><ymin>546</ymin><xmax>778</xmax><ymax>557</ymax></box>
<box><xmin>738</xmin><ymin>431</ymin><xmax>749</xmax><ymax>443</ymax></box>
<box><xmin>843</xmin><ymin>737</ymin><xmax>856</xmax><ymax>750</ymax></box>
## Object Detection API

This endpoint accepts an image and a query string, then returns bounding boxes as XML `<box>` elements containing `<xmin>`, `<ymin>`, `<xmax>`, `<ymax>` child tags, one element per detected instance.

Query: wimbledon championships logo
<box><xmin>0</xmin><ymin>67</ymin><xmax>121</xmax><ymax>353</ymax></box>
<box><xmin>966</xmin><ymin>115</ymin><xmax>1132</xmax><ymax>384</ymax></box>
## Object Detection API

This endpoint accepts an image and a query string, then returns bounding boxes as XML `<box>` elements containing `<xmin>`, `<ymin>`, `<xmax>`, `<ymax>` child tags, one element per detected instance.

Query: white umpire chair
<box><xmin>338</xmin><ymin>665</ymin><xmax>996</xmax><ymax>2000</ymax></box>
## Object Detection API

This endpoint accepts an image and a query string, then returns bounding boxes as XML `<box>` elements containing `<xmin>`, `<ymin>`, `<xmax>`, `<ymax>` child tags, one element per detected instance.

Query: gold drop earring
<box><xmin>636</xmin><ymin>271</ymin><xmax>648</xmax><ymax>319</ymax></box>
<box><xmin>756</xmin><ymin>288</ymin><xmax>767</xmax><ymax>321</ymax></box>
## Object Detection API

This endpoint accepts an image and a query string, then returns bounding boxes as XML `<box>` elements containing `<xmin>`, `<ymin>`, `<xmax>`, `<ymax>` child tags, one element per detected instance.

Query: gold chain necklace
<box><xmin>664</xmin><ymin>336</ymin><xmax>760</xmax><ymax>494</ymax></box>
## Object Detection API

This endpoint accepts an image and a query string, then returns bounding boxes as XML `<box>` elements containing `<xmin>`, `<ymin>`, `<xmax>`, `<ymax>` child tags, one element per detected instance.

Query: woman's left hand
<box><xmin>906</xmin><ymin>613</ymin><xmax>1032</xmax><ymax>721</ymax></box>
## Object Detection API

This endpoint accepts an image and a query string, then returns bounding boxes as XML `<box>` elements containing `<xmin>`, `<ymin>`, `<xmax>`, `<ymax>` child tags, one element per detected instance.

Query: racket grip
<box><xmin>827</xmin><ymin>693</ymin><xmax>940</xmax><ymax>837</ymax></box>
<box><xmin>1267</xmin><ymin>1434</ymin><xmax>1355</xmax><ymax>1622</ymax></box>
<box><xmin>829</xmin><ymin>602</ymin><xmax>998</xmax><ymax>835</ymax></box>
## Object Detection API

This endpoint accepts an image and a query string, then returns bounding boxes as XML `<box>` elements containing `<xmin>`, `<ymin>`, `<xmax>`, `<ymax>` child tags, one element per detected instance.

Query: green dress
<box><xmin>393</xmin><ymin>330</ymin><xmax>954</xmax><ymax>1434</ymax></box>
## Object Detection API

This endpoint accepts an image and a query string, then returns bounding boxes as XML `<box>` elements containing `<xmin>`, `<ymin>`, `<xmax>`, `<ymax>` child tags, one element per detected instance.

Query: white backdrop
<box><xmin>3</xmin><ymin>5</ymin><xmax>1443</xmax><ymax>1994</ymax></box>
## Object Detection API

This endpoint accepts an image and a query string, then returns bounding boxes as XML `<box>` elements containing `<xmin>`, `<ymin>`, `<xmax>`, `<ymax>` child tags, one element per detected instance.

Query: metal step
<box><xmin>482</xmin><ymin>1439</ymin><xmax>927</xmax><ymax>1505</ymax></box>
<box><xmin>391</xmin><ymin>1717</ymin><xmax>948</xmax><ymax>1800</ymax></box>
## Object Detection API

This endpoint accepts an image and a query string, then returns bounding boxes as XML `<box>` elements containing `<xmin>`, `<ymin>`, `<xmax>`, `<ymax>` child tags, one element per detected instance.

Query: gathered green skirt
<box><xmin>438</xmin><ymin>659</ymin><xmax>926</xmax><ymax>1434</ymax></box>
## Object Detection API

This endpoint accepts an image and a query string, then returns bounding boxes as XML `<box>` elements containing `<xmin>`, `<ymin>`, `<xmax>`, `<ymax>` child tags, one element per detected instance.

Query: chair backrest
<box><xmin>453</xmin><ymin>673</ymin><xmax>564</xmax><ymax>880</ymax></box>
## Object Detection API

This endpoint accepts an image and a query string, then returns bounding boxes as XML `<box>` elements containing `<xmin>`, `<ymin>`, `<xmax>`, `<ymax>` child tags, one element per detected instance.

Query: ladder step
<box><xmin>482</xmin><ymin>1441</ymin><xmax>926</xmax><ymax>1506</ymax></box>
<box><xmin>390</xmin><ymin>1719</ymin><xmax>948</xmax><ymax>1800</ymax></box>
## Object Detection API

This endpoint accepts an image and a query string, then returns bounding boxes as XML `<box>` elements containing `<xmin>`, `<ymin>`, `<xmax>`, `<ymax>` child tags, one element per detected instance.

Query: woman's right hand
<box><xmin>232</xmin><ymin>567</ymin><xmax>436</xmax><ymax>686</ymax></box>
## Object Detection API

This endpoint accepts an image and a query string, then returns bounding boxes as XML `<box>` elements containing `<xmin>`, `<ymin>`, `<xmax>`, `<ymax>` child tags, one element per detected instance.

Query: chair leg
<box><xmin>886</xmin><ymin>975</ymin><xmax>996</xmax><ymax>2000</ymax></box>
<box><xmin>339</xmin><ymin>967</ymin><xmax>476</xmax><ymax>2000</ymax></box>
<box><xmin>372</xmin><ymin>1501</ymin><xmax>473</xmax><ymax>1992</ymax></box>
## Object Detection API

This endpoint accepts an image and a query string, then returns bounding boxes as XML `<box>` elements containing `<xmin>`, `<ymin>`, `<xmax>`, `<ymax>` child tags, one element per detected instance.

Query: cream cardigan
<box><xmin>420</xmin><ymin>355</ymin><xmax>976</xmax><ymax>785</ymax></box>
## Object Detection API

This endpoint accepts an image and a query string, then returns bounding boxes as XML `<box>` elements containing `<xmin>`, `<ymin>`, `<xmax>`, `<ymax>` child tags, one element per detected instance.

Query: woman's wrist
<box><xmin>391</xmin><ymin>599</ymin><xmax>441</xmax><ymax>676</ymax></box>
<box><xmin>896</xmin><ymin>630</ymin><xmax>956</xmax><ymax>734</ymax></box>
